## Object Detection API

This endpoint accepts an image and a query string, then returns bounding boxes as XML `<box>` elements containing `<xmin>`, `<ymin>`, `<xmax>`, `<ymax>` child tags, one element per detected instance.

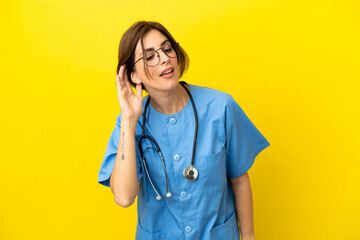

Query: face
<box><xmin>130</xmin><ymin>29</ymin><xmax>179</xmax><ymax>93</ymax></box>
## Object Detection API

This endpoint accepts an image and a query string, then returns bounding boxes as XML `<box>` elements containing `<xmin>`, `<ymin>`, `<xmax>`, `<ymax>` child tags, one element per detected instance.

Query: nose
<box><xmin>158</xmin><ymin>49</ymin><xmax>170</xmax><ymax>65</ymax></box>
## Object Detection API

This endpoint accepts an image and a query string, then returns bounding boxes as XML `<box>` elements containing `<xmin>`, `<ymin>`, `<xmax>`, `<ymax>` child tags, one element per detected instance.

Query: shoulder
<box><xmin>188</xmin><ymin>83</ymin><xmax>238</xmax><ymax>112</ymax></box>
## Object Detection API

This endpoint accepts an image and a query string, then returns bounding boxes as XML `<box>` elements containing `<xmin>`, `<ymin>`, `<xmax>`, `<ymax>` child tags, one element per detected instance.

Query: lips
<box><xmin>160</xmin><ymin>67</ymin><xmax>174</xmax><ymax>76</ymax></box>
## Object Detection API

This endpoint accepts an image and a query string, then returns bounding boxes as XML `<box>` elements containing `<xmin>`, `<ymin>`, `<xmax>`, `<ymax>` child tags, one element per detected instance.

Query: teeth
<box><xmin>161</xmin><ymin>69</ymin><xmax>173</xmax><ymax>76</ymax></box>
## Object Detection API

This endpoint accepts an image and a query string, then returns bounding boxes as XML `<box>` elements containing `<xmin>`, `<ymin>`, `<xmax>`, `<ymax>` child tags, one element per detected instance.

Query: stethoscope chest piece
<box><xmin>183</xmin><ymin>165</ymin><xmax>198</xmax><ymax>181</ymax></box>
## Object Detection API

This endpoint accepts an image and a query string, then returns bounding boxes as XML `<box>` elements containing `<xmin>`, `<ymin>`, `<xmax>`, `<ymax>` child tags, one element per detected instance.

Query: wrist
<box><xmin>241</xmin><ymin>234</ymin><xmax>255</xmax><ymax>240</ymax></box>
<box><xmin>120</xmin><ymin>116</ymin><xmax>138</xmax><ymax>132</ymax></box>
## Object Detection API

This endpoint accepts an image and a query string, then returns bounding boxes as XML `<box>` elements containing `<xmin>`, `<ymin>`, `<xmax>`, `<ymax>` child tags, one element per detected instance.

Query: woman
<box><xmin>98</xmin><ymin>21</ymin><xmax>270</xmax><ymax>240</ymax></box>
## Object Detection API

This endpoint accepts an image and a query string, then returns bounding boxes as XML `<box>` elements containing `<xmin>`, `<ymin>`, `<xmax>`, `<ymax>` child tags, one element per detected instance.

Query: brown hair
<box><xmin>116</xmin><ymin>21</ymin><xmax>189</xmax><ymax>91</ymax></box>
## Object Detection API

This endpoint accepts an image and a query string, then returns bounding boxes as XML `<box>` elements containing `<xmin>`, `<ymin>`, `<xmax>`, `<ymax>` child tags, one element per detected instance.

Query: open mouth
<box><xmin>160</xmin><ymin>68</ymin><xmax>174</xmax><ymax>76</ymax></box>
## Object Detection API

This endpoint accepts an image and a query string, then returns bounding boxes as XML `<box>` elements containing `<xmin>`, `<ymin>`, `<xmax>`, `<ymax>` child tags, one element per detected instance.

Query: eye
<box><xmin>164</xmin><ymin>48</ymin><xmax>172</xmax><ymax>53</ymax></box>
<box><xmin>145</xmin><ymin>51</ymin><xmax>156</xmax><ymax>61</ymax></box>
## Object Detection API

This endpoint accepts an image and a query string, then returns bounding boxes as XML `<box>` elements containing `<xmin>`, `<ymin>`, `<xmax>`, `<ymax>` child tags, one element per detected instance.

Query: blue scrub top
<box><xmin>98</xmin><ymin>83</ymin><xmax>270</xmax><ymax>240</ymax></box>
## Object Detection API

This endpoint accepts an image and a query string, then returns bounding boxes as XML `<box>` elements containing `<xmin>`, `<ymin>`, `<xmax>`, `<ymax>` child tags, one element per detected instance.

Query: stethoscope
<box><xmin>138</xmin><ymin>81</ymin><xmax>198</xmax><ymax>200</ymax></box>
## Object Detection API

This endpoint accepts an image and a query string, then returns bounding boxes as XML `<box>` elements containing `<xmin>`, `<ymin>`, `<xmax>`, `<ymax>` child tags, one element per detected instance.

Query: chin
<box><xmin>162</xmin><ymin>78</ymin><xmax>179</xmax><ymax>89</ymax></box>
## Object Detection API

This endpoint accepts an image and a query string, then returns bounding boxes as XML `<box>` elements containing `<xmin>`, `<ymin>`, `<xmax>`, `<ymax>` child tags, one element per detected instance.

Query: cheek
<box><xmin>148</xmin><ymin>68</ymin><xmax>158</xmax><ymax>78</ymax></box>
<box><xmin>173</xmin><ymin>59</ymin><xmax>180</xmax><ymax>75</ymax></box>
<box><xmin>138</xmin><ymin>65</ymin><xmax>156</xmax><ymax>80</ymax></box>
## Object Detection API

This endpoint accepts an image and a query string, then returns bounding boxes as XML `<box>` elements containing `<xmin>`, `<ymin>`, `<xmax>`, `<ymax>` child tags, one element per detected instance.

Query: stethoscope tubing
<box><xmin>181</xmin><ymin>81</ymin><xmax>198</xmax><ymax>166</ymax></box>
<box><xmin>138</xmin><ymin>81</ymin><xmax>198</xmax><ymax>200</ymax></box>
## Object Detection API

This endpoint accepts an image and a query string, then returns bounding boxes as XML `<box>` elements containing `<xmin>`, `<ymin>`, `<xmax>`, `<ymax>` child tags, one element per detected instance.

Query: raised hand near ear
<box><xmin>116</xmin><ymin>65</ymin><xmax>143</xmax><ymax>121</ymax></box>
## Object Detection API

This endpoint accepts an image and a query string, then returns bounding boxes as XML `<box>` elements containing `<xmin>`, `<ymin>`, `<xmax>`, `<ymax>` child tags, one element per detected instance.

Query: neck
<box><xmin>149</xmin><ymin>83</ymin><xmax>189</xmax><ymax>115</ymax></box>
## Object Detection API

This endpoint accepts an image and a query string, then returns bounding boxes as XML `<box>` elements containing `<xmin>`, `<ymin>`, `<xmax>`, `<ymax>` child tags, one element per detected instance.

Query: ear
<box><xmin>131</xmin><ymin>71</ymin><xmax>142</xmax><ymax>85</ymax></box>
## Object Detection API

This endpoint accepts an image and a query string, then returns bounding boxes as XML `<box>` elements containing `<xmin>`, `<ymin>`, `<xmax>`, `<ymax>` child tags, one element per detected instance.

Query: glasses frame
<box><xmin>132</xmin><ymin>42</ymin><xmax>179</xmax><ymax>68</ymax></box>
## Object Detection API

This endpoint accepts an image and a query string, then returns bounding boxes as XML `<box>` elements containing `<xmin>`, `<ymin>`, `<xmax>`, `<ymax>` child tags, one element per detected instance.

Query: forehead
<box><xmin>135</xmin><ymin>29</ymin><xmax>169</xmax><ymax>56</ymax></box>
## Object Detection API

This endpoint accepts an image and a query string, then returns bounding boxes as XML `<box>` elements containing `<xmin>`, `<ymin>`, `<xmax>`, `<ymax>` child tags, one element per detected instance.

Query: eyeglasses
<box><xmin>132</xmin><ymin>42</ymin><xmax>179</xmax><ymax>68</ymax></box>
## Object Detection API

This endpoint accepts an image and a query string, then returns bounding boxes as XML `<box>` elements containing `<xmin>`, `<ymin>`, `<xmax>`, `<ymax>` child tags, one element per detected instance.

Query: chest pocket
<box><xmin>200</xmin><ymin>145</ymin><xmax>227</xmax><ymax>195</ymax></box>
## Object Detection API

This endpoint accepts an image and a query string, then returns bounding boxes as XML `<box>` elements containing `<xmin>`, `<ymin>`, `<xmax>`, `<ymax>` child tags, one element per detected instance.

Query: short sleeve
<box><xmin>97</xmin><ymin>113</ymin><xmax>143</xmax><ymax>187</ymax></box>
<box><xmin>225</xmin><ymin>96</ymin><xmax>270</xmax><ymax>178</ymax></box>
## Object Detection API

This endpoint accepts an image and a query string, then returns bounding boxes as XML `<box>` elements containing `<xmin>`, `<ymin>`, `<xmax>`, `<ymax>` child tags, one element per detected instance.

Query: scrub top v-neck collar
<box><xmin>147</xmin><ymin>84</ymin><xmax>192</xmax><ymax>121</ymax></box>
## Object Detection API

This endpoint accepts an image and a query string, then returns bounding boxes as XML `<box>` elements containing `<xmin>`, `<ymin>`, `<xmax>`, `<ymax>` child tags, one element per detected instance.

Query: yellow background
<box><xmin>1</xmin><ymin>0</ymin><xmax>359</xmax><ymax>239</ymax></box>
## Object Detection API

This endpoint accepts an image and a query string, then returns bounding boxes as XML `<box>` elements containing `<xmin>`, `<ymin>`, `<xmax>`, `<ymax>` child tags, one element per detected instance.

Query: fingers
<box><xmin>116</xmin><ymin>66</ymin><xmax>124</xmax><ymax>90</ymax></box>
<box><xmin>117</xmin><ymin>64</ymin><xmax>142</xmax><ymax>99</ymax></box>
<box><xmin>135</xmin><ymin>83</ymin><xmax>143</xmax><ymax>100</ymax></box>
<box><xmin>116</xmin><ymin>75</ymin><xmax>124</xmax><ymax>97</ymax></box>
<box><xmin>117</xmin><ymin>65</ymin><xmax>129</xmax><ymax>91</ymax></box>
<box><xmin>123</xmin><ymin>68</ymin><xmax>132</xmax><ymax>90</ymax></box>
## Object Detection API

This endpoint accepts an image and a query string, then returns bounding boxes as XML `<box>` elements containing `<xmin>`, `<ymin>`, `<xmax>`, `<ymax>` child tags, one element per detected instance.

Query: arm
<box><xmin>110</xmin><ymin>117</ymin><xmax>139</xmax><ymax>208</ymax></box>
<box><xmin>230</xmin><ymin>172</ymin><xmax>256</xmax><ymax>240</ymax></box>
<box><xmin>109</xmin><ymin>65</ymin><xmax>143</xmax><ymax>208</ymax></box>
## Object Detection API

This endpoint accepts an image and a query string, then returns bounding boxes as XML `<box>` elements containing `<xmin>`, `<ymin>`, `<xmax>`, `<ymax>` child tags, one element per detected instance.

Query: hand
<box><xmin>116</xmin><ymin>65</ymin><xmax>143</xmax><ymax>121</ymax></box>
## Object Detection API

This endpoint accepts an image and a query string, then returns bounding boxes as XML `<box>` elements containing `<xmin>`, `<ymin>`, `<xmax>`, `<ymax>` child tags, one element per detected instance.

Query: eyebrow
<box><xmin>143</xmin><ymin>39</ymin><xmax>170</xmax><ymax>52</ymax></box>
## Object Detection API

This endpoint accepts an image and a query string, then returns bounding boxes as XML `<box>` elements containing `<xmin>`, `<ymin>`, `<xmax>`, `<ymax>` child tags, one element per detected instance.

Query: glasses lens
<box><xmin>144</xmin><ymin>50</ymin><xmax>158</xmax><ymax>67</ymax></box>
<box><xmin>163</xmin><ymin>43</ymin><xmax>177</xmax><ymax>58</ymax></box>
<box><xmin>144</xmin><ymin>43</ymin><xmax>177</xmax><ymax>67</ymax></box>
